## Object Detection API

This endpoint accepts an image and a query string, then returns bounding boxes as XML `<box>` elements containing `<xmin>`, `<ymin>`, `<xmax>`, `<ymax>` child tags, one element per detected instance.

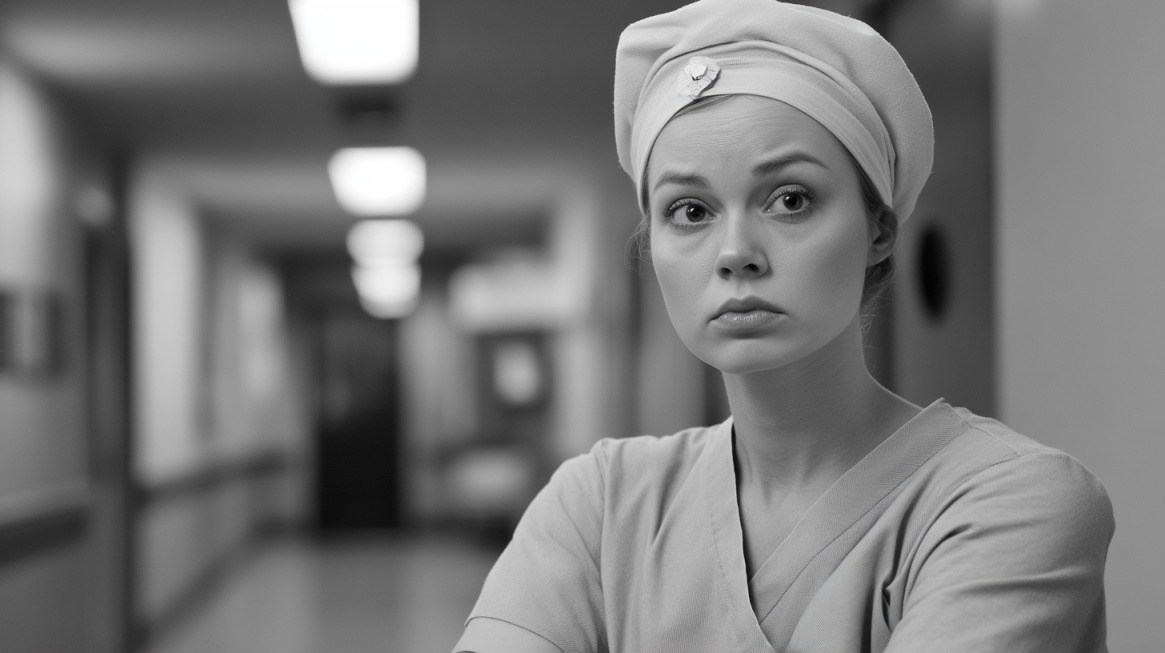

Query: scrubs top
<box><xmin>455</xmin><ymin>400</ymin><xmax>1114</xmax><ymax>653</ymax></box>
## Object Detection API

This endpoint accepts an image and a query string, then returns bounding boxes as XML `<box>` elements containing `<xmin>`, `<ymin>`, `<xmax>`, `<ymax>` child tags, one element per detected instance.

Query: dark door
<box><xmin>314</xmin><ymin>312</ymin><xmax>402</xmax><ymax>531</ymax></box>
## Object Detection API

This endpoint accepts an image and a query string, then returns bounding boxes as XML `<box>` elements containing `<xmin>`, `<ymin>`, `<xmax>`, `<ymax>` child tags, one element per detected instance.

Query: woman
<box><xmin>454</xmin><ymin>1</ymin><xmax>1113</xmax><ymax>651</ymax></box>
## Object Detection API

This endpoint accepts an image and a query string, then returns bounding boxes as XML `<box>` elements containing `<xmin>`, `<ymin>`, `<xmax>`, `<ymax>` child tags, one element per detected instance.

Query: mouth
<box><xmin>711</xmin><ymin>297</ymin><xmax>785</xmax><ymax>330</ymax></box>
<box><xmin>713</xmin><ymin>296</ymin><xmax>783</xmax><ymax>318</ymax></box>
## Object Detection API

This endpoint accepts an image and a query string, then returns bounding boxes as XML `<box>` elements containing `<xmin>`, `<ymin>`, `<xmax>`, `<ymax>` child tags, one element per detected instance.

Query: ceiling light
<box><xmin>288</xmin><ymin>0</ymin><xmax>419</xmax><ymax>85</ymax></box>
<box><xmin>347</xmin><ymin>219</ymin><xmax>423</xmax><ymax>266</ymax></box>
<box><xmin>328</xmin><ymin>147</ymin><xmax>425</xmax><ymax>216</ymax></box>
<box><xmin>352</xmin><ymin>262</ymin><xmax>420</xmax><ymax>318</ymax></box>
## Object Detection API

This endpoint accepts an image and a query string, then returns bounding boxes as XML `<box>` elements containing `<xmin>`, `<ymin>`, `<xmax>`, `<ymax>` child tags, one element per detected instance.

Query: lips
<box><xmin>713</xmin><ymin>296</ymin><xmax>783</xmax><ymax>318</ymax></box>
<box><xmin>710</xmin><ymin>296</ymin><xmax>786</xmax><ymax>331</ymax></box>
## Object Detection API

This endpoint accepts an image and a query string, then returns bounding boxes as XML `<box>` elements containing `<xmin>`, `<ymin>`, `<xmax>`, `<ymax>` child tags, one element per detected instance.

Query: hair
<box><xmin>627</xmin><ymin>95</ymin><xmax>898</xmax><ymax>313</ymax></box>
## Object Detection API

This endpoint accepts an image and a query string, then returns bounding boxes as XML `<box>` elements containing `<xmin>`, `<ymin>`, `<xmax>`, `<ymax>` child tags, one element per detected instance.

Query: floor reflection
<box><xmin>147</xmin><ymin>535</ymin><xmax>498</xmax><ymax>653</ymax></box>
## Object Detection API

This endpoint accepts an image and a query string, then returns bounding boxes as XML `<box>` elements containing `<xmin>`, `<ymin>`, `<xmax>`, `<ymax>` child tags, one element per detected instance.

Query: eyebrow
<box><xmin>752</xmin><ymin>152</ymin><xmax>829</xmax><ymax>176</ymax></box>
<box><xmin>651</xmin><ymin>152</ymin><xmax>829</xmax><ymax>193</ymax></box>
<box><xmin>652</xmin><ymin>172</ymin><xmax>712</xmax><ymax>192</ymax></box>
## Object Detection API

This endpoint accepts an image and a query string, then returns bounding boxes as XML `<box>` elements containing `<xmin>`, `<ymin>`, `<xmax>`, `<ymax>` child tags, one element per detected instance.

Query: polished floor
<box><xmin>146</xmin><ymin>535</ymin><xmax>500</xmax><ymax>653</ymax></box>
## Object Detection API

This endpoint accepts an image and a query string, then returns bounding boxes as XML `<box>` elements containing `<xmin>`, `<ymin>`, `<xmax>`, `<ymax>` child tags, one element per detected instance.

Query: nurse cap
<box><xmin>614</xmin><ymin>0</ymin><xmax>933</xmax><ymax>222</ymax></box>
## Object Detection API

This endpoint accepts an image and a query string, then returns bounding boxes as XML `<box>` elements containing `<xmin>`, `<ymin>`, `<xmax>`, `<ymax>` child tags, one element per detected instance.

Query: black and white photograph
<box><xmin>0</xmin><ymin>0</ymin><xmax>1161</xmax><ymax>651</ymax></box>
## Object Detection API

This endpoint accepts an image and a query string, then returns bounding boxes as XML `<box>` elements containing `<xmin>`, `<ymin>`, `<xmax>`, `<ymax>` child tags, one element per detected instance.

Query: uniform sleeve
<box><xmin>886</xmin><ymin>452</ymin><xmax>1115</xmax><ymax>652</ymax></box>
<box><xmin>456</xmin><ymin>444</ymin><xmax>608</xmax><ymax>653</ymax></box>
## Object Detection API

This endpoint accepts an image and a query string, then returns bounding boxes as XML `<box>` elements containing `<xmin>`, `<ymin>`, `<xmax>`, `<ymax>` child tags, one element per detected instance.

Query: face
<box><xmin>646</xmin><ymin>95</ymin><xmax>879</xmax><ymax>375</ymax></box>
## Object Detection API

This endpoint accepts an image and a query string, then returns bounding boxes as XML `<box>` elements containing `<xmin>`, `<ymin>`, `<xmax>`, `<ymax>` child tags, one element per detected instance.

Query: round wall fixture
<box><xmin>916</xmin><ymin>222</ymin><xmax>952</xmax><ymax>322</ymax></box>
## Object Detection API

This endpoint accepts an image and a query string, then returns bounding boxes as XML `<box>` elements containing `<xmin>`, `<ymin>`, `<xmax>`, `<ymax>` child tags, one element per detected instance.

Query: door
<box><xmin>314</xmin><ymin>311</ymin><xmax>403</xmax><ymax>531</ymax></box>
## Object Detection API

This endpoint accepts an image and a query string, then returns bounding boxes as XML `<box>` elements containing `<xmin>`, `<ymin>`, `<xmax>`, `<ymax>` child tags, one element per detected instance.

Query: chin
<box><xmin>691</xmin><ymin>338</ymin><xmax>820</xmax><ymax>376</ymax></box>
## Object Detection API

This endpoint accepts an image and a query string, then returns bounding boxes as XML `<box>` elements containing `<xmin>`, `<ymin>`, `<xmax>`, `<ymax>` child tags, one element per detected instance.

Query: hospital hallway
<box><xmin>142</xmin><ymin>536</ymin><xmax>496</xmax><ymax>653</ymax></box>
<box><xmin>1</xmin><ymin>0</ymin><xmax>1163</xmax><ymax>651</ymax></box>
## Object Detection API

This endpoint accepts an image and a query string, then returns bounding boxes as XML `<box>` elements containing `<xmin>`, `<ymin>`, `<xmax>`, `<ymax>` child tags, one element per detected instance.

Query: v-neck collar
<box><xmin>699</xmin><ymin>399</ymin><xmax>966</xmax><ymax>651</ymax></box>
<box><xmin>700</xmin><ymin>417</ymin><xmax>774</xmax><ymax>652</ymax></box>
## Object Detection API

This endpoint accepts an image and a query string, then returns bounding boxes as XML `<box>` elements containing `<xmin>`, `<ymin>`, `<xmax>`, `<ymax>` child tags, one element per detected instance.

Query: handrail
<box><xmin>133</xmin><ymin>449</ymin><xmax>294</xmax><ymax>507</ymax></box>
<box><xmin>0</xmin><ymin>480</ymin><xmax>91</xmax><ymax>567</ymax></box>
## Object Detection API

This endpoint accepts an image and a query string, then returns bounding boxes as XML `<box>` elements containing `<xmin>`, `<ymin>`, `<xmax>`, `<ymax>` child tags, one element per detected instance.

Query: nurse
<box><xmin>455</xmin><ymin>1</ymin><xmax>1113</xmax><ymax>651</ymax></box>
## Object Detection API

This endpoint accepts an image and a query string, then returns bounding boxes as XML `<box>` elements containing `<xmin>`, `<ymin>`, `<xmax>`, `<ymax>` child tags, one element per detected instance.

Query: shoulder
<box><xmin>578</xmin><ymin>421</ymin><xmax>725</xmax><ymax>491</ymax></box>
<box><xmin>540</xmin><ymin>421</ymin><xmax>726</xmax><ymax>523</ymax></box>
<box><xmin>888</xmin><ymin>405</ymin><xmax>1114</xmax><ymax>648</ymax></box>
<box><xmin>916</xmin><ymin>404</ymin><xmax>1114</xmax><ymax>558</ymax></box>
<box><xmin>588</xmin><ymin>421</ymin><xmax>722</xmax><ymax>466</ymax></box>
<box><xmin>946</xmin><ymin>406</ymin><xmax>1111</xmax><ymax>512</ymax></box>
<box><xmin>949</xmin><ymin>405</ymin><xmax>1081</xmax><ymax>458</ymax></box>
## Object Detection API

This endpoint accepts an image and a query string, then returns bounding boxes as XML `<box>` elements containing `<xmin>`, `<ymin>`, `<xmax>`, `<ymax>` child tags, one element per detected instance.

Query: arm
<box><xmin>885</xmin><ymin>453</ymin><xmax>1114</xmax><ymax>652</ymax></box>
<box><xmin>452</xmin><ymin>446</ymin><xmax>608</xmax><ymax>653</ymax></box>
<box><xmin>453</xmin><ymin>617</ymin><xmax>563</xmax><ymax>653</ymax></box>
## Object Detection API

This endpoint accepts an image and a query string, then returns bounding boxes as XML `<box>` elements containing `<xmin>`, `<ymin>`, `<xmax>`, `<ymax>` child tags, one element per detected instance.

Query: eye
<box><xmin>778</xmin><ymin>193</ymin><xmax>807</xmax><ymax>212</ymax></box>
<box><xmin>767</xmin><ymin>185</ymin><xmax>815</xmax><ymax>217</ymax></box>
<box><xmin>663</xmin><ymin>199</ymin><xmax>713</xmax><ymax>226</ymax></box>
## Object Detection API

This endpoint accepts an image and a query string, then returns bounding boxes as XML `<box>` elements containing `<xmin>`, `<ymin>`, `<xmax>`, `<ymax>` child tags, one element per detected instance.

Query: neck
<box><xmin>724</xmin><ymin>315</ymin><xmax>918</xmax><ymax>497</ymax></box>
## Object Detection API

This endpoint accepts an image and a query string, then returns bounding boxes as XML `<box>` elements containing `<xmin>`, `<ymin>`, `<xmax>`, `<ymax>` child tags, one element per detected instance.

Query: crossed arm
<box><xmin>453</xmin><ymin>617</ymin><xmax>563</xmax><ymax>653</ymax></box>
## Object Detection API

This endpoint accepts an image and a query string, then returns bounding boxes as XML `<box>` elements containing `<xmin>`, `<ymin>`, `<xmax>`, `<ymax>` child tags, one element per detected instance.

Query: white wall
<box><xmin>130</xmin><ymin>166</ymin><xmax>309</xmax><ymax>479</ymax></box>
<box><xmin>129</xmin><ymin>171</ymin><xmax>212</xmax><ymax>481</ymax></box>
<box><xmin>0</xmin><ymin>63</ymin><xmax>86</xmax><ymax>496</ymax></box>
<box><xmin>549</xmin><ymin>186</ymin><xmax>628</xmax><ymax>458</ymax></box>
<box><xmin>205</xmin><ymin>233</ymin><xmax>308</xmax><ymax>456</ymax></box>
<box><xmin>0</xmin><ymin>60</ymin><xmax>91</xmax><ymax>653</ymax></box>
<box><xmin>995</xmin><ymin>0</ymin><xmax>1165</xmax><ymax>649</ymax></box>
<box><xmin>129</xmin><ymin>163</ymin><xmax>312</xmax><ymax>630</ymax></box>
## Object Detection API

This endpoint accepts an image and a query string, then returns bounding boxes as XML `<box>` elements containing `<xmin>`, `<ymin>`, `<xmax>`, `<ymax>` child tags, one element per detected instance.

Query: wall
<box><xmin>205</xmin><ymin>231</ymin><xmax>310</xmax><ymax>462</ymax></box>
<box><xmin>887</xmin><ymin>0</ymin><xmax>996</xmax><ymax>415</ymax></box>
<box><xmin>128</xmin><ymin>163</ymin><xmax>310</xmax><ymax>637</ymax></box>
<box><xmin>205</xmin><ymin>231</ymin><xmax>310</xmax><ymax>525</ymax></box>
<box><xmin>129</xmin><ymin>170</ymin><xmax>208</xmax><ymax>483</ymax></box>
<box><xmin>0</xmin><ymin>64</ymin><xmax>86</xmax><ymax>504</ymax></box>
<box><xmin>548</xmin><ymin>184</ymin><xmax>630</xmax><ymax>459</ymax></box>
<box><xmin>995</xmin><ymin>0</ymin><xmax>1165</xmax><ymax>649</ymax></box>
<box><xmin>0</xmin><ymin>61</ymin><xmax>91</xmax><ymax>653</ymax></box>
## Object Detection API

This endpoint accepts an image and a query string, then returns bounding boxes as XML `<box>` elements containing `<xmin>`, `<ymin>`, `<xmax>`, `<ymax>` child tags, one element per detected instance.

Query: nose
<box><xmin>715</xmin><ymin>216</ymin><xmax>769</xmax><ymax>279</ymax></box>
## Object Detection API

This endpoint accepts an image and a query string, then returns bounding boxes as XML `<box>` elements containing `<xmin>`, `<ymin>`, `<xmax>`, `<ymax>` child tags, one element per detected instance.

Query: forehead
<box><xmin>647</xmin><ymin>95</ymin><xmax>852</xmax><ymax>179</ymax></box>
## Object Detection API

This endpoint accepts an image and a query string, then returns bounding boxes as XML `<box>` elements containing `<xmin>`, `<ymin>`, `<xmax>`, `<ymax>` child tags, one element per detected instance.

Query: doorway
<box><xmin>313</xmin><ymin>312</ymin><xmax>403</xmax><ymax>532</ymax></box>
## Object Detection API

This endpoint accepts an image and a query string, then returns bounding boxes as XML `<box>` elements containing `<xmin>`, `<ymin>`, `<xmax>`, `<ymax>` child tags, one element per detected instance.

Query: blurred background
<box><xmin>0</xmin><ymin>0</ymin><xmax>1161</xmax><ymax>651</ymax></box>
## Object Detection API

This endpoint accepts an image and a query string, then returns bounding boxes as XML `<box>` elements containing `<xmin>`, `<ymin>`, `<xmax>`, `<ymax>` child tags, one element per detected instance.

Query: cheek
<box><xmin>794</xmin><ymin>217</ymin><xmax>870</xmax><ymax>309</ymax></box>
<box><xmin>651</xmin><ymin>234</ymin><xmax>717</xmax><ymax>325</ymax></box>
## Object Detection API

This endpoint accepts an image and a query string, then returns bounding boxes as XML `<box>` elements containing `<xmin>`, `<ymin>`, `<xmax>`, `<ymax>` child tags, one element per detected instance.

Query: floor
<box><xmin>146</xmin><ymin>535</ymin><xmax>500</xmax><ymax>653</ymax></box>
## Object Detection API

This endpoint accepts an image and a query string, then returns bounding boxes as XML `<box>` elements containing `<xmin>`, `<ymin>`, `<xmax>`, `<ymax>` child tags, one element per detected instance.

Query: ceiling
<box><xmin>0</xmin><ymin>0</ymin><xmax>690</xmax><ymax>254</ymax></box>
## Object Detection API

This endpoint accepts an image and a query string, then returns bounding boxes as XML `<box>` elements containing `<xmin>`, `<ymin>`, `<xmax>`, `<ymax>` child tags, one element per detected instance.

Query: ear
<box><xmin>867</xmin><ymin>213</ymin><xmax>896</xmax><ymax>266</ymax></box>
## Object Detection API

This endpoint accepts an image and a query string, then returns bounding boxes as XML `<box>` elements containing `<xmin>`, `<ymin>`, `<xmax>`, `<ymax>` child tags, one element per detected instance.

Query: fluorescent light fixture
<box><xmin>329</xmin><ymin>147</ymin><xmax>426</xmax><ymax>216</ymax></box>
<box><xmin>352</xmin><ymin>262</ymin><xmax>420</xmax><ymax>318</ymax></box>
<box><xmin>288</xmin><ymin>0</ymin><xmax>419</xmax><ymax>84</ymax></box>
<box><xmin>347</xmin><ymin>219</ymin><xmax>424</xmax><ymax>266</ymax></box>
